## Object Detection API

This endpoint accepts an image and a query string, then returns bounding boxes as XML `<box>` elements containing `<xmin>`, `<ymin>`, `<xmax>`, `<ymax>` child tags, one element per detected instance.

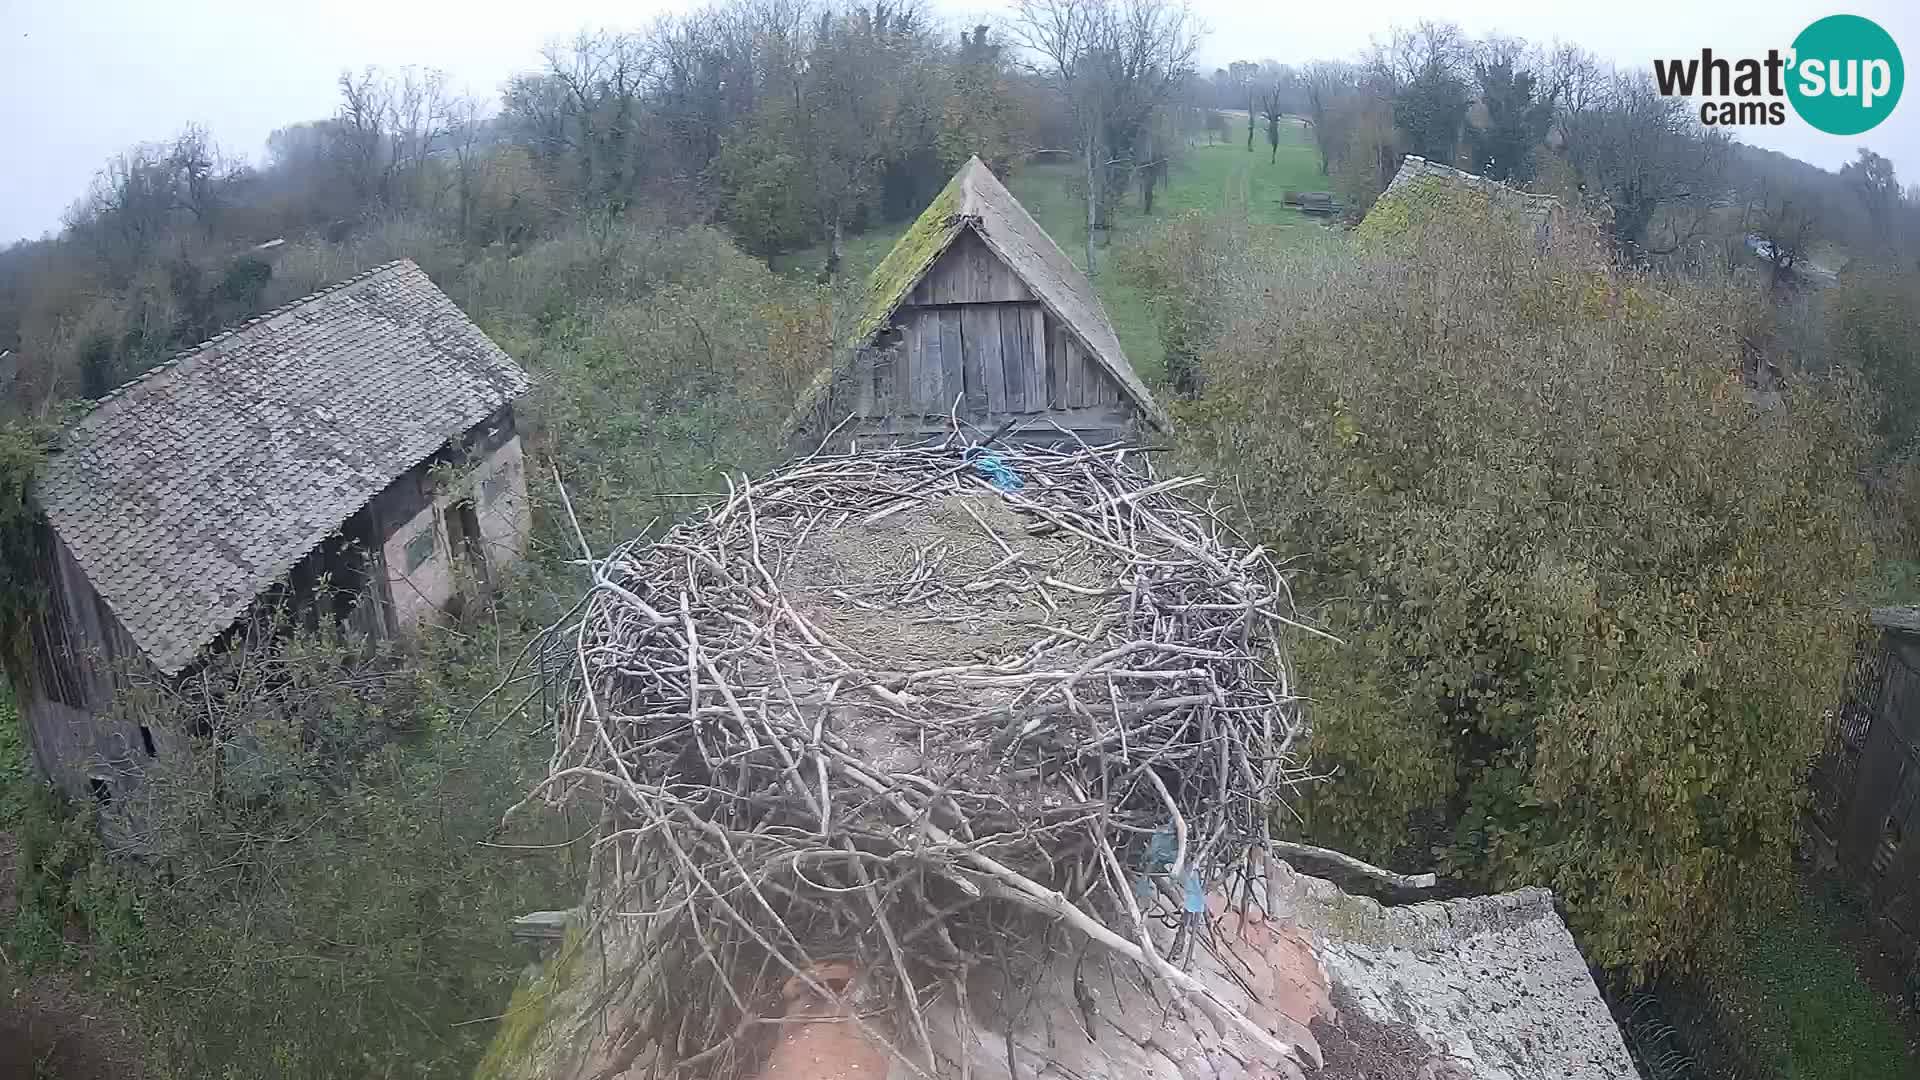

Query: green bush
<box><xmin>1113</xmin><ymin>210</ymin><xmax>1254</xmax><ymax>396</ymax></box>
<box><xmin>1829</xmin><ymin>268</ymin><xmax>1920</xmax><ymax>456</ymax></box>
<box><xmin>1180</xmin><ymin>204</ymin><xmax>1874</xmax><ymax>975</ymax></box>
<box><xmin>5</xmin><ymin>609</ymin><xmax>590</xmax><ymax>1079</ymax></box>
<box><xmin>519</xmin><ymin>225</ymin><xmax>830</xmax><ymax>546</ymax></box>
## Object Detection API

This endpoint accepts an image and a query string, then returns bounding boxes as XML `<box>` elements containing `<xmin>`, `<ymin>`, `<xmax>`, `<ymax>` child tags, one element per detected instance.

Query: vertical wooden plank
<box><xmin>918</xmin><ymin>312</ymin><xmax>944</xmax><ymax>413</ymax></box>
<box><xmin>964</xmin><ymin>307</ymin><xmax>1006</xmax><ymax>414</ymax></box>
<box><xmin>854</xmin><ymin>346</ymin><xmax>875</xmax><ymax>415</ymax></box>
<box><xmin>1847</xmin><ymin>710</ymin><xmax>1908</xmax><ymax>869</ymax></box>
<box><xmin>935</xmin><ymin>248</ymin><xmax>960</xmax><ymax>304</ymax></box>
<box><xmin>1045</xmin><ymin>317</ymin><xmax>1062</xmax><ymax>408</ymax></box>
<box><xmin>961</xmin><ymin>306</ymin><xmax>987</xmax><ymax>416</ymax></box>
<box><xmin>967</xmin><ymin>236</ymin><xmax>998</xmax><ymax>299</ymax></box>
<box><xmin>895</xmin><ymin>317</ymin><xmax>916</xmax><ymax>415</ymax></box>
<box><xmin>921</xmin><ymin>312</ymin><xmax>944</xmax><ymax>414</ymax></box>
<box><xmin>1062</xmin><ymin>331</ymin><xmax>1086</xmax><ymax>407</ymax></box>
<box><xmin>1001</xmin><ymin>307</ymin><xmax>1028</xmax><ymax>413</ymax></box>
<box><xmin>873</xmin><ymin>341</ymin><xmax>895</xmax><ymax>414</ymax></box>
<box><xmin>939</xmin><ymin>310</ymin><xmax>965</xmax><ymax>416</ymax></box>
<box><xmin>1026</xmin><ymin>307</ymin><xmax>1048</xmax><ymax>408</ymax></box>
<box><xmin>1093</xmin><ymin>358</ymin><xmax>1122</xmax><ymax>404</ymax></box>
<box><xmin>1053</xmin><ymin>323</ymin><xmax>1071</xmax><ymax>407</ymax></box>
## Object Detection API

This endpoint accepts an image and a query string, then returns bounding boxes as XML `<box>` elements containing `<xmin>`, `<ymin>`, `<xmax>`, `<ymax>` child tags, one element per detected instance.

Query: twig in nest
<box><xmin>525</xmin><ymin>437</ymin><xmax>1320</xmax><ymax>1076</ymax></box>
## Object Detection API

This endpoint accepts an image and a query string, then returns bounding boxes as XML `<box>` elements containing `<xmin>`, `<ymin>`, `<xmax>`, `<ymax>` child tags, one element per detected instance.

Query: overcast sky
<box><xmin>3</xmin><ymin>0</ymin><xmax>1917</xmax><ymax>244</ymax></box>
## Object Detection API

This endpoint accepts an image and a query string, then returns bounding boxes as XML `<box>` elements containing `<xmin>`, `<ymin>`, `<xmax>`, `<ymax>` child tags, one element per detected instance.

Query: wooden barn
<box><xmin>1812</xmin><ymin>607</ymin><xmax>1920</xmax><ymax>970</ymax></box>
<box><xmin>790</xmin><ymin>156</ymin><xmax>1167</xmax><ymax>447</ymax></box>
<box><xmin>16</xmin><ymin>260</ymin><xmax>533</xmax><ymax>802</ymax></box>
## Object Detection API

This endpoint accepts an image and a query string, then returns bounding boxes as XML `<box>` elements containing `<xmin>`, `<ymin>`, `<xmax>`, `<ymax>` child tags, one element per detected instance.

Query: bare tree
<box><xmin>515</xmin><ymin>32</ymin><xmax>656</xmax><ymax>212</ymax></box>
<box><xmin>1300</xmin><ymin>61</ymin><xmax>1357</xmax><ymax>176</ymax></box>
<box><xmin>1367</xmin><ymin>20</ymin><xmax>1467</xmax><ymax>90</ymax></box>
<box><xmin>386</xmin><ymin>68</ymin><xmax>453</xmax><ymax>212</ymax></box>
<box><xmin>335</xmin><ymin>69</ymin><xmax>392</xmax><ymax>207</ymax></box>
<box><xmin>1560</xmin><ymin>68</ymin><xmax>1729</xmax><ymax>261</ymax></box>
<box><xmin>165</xmin><ymin>126</ymin><xmax>225</xmax><ymax>231</ymax></box>
<box><xmin>1258</xmin><ymin>83</ymin><xmax>1285</xmax><ymax>164</ymax></box>
<box><xmin>446</xmin><ymin>96</ymin><xmax>489</xmax><ymax>245</ymax></box>
<box><xmin>1007</xmin><ymin>0</ymin><xmax>1198</xmax><ymax>275</ymax></box>
<box><xmin>1841</xmin><ymin>148</ymin><xmax>1902</xmax><ymax>264</ymax></box>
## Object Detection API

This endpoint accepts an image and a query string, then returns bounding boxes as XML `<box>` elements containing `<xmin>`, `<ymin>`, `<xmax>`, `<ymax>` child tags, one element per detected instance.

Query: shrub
<box><xmin>5</xmin><ymin>607</ymin><xmax>590</xmax><ymax>1079</ymax></box>
<box><xmin>1829</xmin><ymin>267</ymin><xmax>1920</xmax><ymax>461</ymax></box>
<box><xmin>1180</xmin><ymin>204</ymin><xmax>1874</xmax><ymax>975</ymax></box>
<box><xmin>522</xmin><ymin>226</ymin><xmax>828</xmax><ymax>545</ymax></box>
<box><xmin>1113</xmin><ymin>210</ymin><xmax>1256</xmax><ymax>396</ymax></box>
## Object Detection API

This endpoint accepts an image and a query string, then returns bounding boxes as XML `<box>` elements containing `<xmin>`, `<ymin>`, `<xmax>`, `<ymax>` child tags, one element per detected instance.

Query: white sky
<box><xmin>3</xmin><ymin>0</ymin><xmax>1917</xmax><ymax>244</ymax></box>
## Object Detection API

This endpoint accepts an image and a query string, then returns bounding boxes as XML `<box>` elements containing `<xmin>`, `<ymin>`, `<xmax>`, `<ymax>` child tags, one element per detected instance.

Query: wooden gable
<box><xmin>906</xmin><ymin>230</ymin><xmax>1035</xmax><ymax>306</ymax></box>
<box><xmin>848</xmin><ymin>224</ymin><xmax>1132</xmax><ymax>441</ymax></box>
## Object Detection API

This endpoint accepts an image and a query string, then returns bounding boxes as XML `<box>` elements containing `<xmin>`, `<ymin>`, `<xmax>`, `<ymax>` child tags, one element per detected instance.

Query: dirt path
<box><xmin>0</xmin><ymin>830</ymin><xmax>152</xmax><ymax>1079</ymax></box>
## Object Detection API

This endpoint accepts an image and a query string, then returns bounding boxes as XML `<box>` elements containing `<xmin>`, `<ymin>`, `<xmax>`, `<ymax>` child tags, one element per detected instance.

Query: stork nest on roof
<box><xmin>519</xmin><ymin>434</ymin><xmax>1318</xmax><ymax>1078</ymax></box>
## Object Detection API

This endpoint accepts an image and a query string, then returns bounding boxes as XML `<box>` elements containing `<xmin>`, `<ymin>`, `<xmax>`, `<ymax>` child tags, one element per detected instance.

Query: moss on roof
<box><xmin>853</xmin><ymin>172</ymin><xmax>968</xmax><ymax>347</ymax></box>
<box><xmin>1355</xmin><ymin>175</ymin><xmax>1467</xmax><ymax>247</ymax></box>
<box><xmin>1358</xmin><ymin>156</ymin><xmax>1559</xmax><ymax>252</ymax></box>
<box><xmin>784</xmin><ymin>169</ymin><xmax>969</xmax><ymax>441</ymax></box>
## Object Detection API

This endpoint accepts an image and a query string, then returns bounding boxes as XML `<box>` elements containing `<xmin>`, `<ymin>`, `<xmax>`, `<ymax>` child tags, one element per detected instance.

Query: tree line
<box><xmin>1201</xmin><ymin>21</ymin><xmax>1920</xmax><ymax>272</ymax></box>
<box><xmin>0</xmin><ymin>0</ymin><xmax>1219</xmax><ymax>412</ymax></box>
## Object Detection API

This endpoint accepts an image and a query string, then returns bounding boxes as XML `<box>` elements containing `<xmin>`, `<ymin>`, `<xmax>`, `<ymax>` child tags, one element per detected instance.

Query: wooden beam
<box><xmin>1001</xmin><ymin>306</ymin><xmax>1029</xmax><ymax>413</ymax></box>
<box><xmin>965</xmin><ymin>306</ymin><xmax>1006</xmax><ymax>414</ymax></box>
<box><xmin>939</xmin><ymin>309</ymin><xmax>964</xmax><ymax>416</ymax></box>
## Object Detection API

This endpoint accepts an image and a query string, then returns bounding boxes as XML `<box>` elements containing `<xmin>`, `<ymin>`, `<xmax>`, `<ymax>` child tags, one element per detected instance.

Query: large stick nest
<box><xmin>526</xmin><ymin>436</ymin><xmax>1316</xmax><ymax>1077</ymax></box>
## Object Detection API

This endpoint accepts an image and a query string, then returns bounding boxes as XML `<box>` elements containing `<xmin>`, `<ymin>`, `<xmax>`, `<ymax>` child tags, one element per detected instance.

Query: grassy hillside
<box><xmin>780</xmin><ymin>121</ymin><xmax>1327</xmax><ymax>382</ymax></box>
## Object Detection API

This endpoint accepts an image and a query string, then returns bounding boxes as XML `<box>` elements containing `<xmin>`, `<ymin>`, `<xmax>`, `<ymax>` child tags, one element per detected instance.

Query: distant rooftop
<box><xmin>1371</xmin><ymin>154</ymin><xmax>1563</xmax><ymax>231</ymax></box>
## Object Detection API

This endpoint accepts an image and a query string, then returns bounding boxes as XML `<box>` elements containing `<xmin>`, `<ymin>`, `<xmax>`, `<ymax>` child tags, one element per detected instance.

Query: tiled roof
<box><xmin>792</xmin><ymin>156</ymin><xmax>1169</xmax><ymax>434</ymax></box>
<box><xmin>36</xmin><ymin>260</ymin><xmax>530</xmax><ymax>674</ymax></box>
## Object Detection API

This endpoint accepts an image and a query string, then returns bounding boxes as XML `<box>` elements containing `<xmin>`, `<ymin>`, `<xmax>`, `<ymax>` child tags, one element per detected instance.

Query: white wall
<box><xmin>379</xmin><ymin>433</ymin><xmax>531</xmax><ymax>633</ymax></box>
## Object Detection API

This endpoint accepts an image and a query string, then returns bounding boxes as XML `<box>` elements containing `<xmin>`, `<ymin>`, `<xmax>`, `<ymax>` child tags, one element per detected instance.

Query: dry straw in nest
<box><xmin>519</xmin><ymin>433</ymin><xmax>1320</xmax><ymax>1077</ymax></box>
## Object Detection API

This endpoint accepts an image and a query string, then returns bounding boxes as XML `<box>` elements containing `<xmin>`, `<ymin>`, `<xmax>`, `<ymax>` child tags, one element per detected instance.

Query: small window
<box><xmin>139</xmin><ymin>724</ymin><xmax>156</xmax><ymax>757</ymax></box>
<box><xmin>403</xmin><ymin>526</ymin><xmax>436</xmax><ymax>572</ymax></box>
<box><xmin>87</xmin><ymin>775</ymin><xmax>112</xmax><ymax>806</ymax></box>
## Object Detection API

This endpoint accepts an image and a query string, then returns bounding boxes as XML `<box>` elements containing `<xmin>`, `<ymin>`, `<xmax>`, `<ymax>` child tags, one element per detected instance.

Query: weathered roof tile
<box><xmin>36</xmin><ymin>259</ymin><xmax>530</xmax><ymax>674</ymax></box>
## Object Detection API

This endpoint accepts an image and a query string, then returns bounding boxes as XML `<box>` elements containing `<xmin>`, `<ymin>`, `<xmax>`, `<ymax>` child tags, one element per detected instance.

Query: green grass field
<box><xmin>1700</xmin><ymin>882</ymin><xmax>1916</xmax><ymax>1080</ymax></box>
<box><xmin>782</xmin><ymin>120</ymin><xmax>1327</xmax><ymax>382</ymax></box>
